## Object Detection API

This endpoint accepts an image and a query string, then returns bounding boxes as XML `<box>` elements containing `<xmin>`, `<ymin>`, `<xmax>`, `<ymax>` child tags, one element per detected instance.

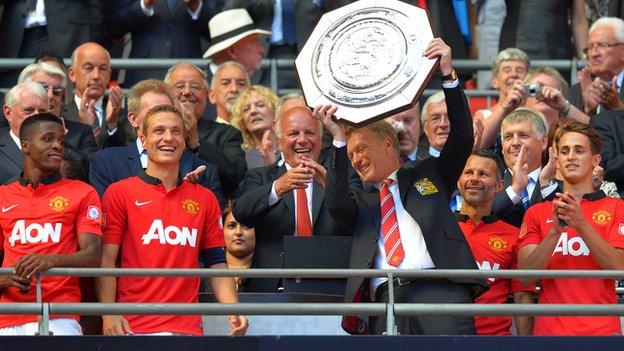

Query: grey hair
<box><xmin>18</xmin><ymin>62</ymin><xmax>67</xmax><ymax>87</ymax></box>
<box><xmin>4</xmin><ymin>81</ymin><xmax>48</xmax><ymax>108</ymax></box>
<box><xmin>500</xmin><ymin>107</ymin><xmax>549</xmax><ymax>140</ymax></box>
<box><xmin>589</xmin><ymin>17</ymin><xmax>624</xmax><ymax>43</ymax></box>
<box><xmin>164</xmin><ymin>61</ymin><xmax>209</xmax><ymax>88</ymax></box>
<box><xmin>420</xmin><ymin>91</ymin><xmax>446</xmax><ymax>125</ymax></box>
<box><xmin>491</xmin><ymin>48</ymin><xmax>531</xmax><ymax>77</ymax></box>
<box><xmin>210</xmin><ymin>61</ymin><xmax>250</xmax><ymax>89</ymax></box>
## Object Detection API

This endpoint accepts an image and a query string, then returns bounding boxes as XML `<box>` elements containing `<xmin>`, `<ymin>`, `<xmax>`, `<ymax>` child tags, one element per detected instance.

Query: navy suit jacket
<box><xmin>89</xmin><ymin>143</ymin><xmax>225</xmax><ymax>206</ymax></box>
<box><xmin>105</xmin><ymin>0</ymin><xmax>219</xmax><ymax>87</ymax></box>
<box><xmin>233</xmin><ymin>161</ymin><xmax>363</xmax><ymax>292</ymax></box>
<box><xmin>325</xmin><ymin>85</ymin><xmax>487</xmax><ymax>305</ymax></box>
<box><xmin>590</xmin><ymin>109</ymin><xmax>624</xmax><ymax>197</ymax></box>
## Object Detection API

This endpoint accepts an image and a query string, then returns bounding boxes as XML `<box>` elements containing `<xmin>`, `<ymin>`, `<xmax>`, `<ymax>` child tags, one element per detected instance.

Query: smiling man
<box><xmin>320</xmin><ymin>38</ymin><xmax>487</xmax><ymax>336</ymax></box>
<box><xmin>455</xmin><ymin>150</ymin><xmax>534</xmax><ymax>335</ymax></box>
<box><xmin>233</xmin><ymin>106</ymin><xmax>362</xmax><ymax>292</ymax></box>
<box><xmin>164</xmin><ymin>62</ymin><xmax>247</xmax><ymax>200</ymax></box>
<box><xmin>518</xmin><ymin>120</ymin><xmax>624</xmax><ymax>335</ymax></box>
<box><xmin>492</xmin><ymin>108</ymin><xmax>558</xmax><ymax>228</ymax></box>
<box><xmin>98</xmin><ymin>105</ymin><xmax>247</xmax><ymax>336</ymax></box>
<box><xmin>0</xmin><ymin>113</ymin><xmax>102</xmax><ymax>335</ymax></box>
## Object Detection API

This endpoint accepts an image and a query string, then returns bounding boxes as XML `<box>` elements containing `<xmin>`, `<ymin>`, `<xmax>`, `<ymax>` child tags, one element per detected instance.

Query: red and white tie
<box><xmin>379</xmin><ymin>179</ymin><xmax>404</xmax><ymax>267</ymax></box>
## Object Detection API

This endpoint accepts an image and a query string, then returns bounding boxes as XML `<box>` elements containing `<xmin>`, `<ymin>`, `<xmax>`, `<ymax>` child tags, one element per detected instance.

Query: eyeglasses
<box><xmin>38</xmin><ymin>82</ymin><xmax>65</xmax><ymax>96</ymax></box>
<box><xmin>583</xmin><ymin>42</ymin><xmax>623</xmax><ymax>54</ymax></box>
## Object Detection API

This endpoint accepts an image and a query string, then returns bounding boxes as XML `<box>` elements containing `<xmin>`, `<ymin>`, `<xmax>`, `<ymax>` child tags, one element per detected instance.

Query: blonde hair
<box><xmin>231</xmin><ymin>85</ymin><xmax>279</xmax><ymax>149</ymax></box>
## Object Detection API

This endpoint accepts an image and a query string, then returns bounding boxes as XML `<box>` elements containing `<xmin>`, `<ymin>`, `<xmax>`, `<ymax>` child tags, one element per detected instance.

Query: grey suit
<box><xmin>0</xmin><ymin>132</ymin><xmax>22</xmax><ymax>185</ymax></box>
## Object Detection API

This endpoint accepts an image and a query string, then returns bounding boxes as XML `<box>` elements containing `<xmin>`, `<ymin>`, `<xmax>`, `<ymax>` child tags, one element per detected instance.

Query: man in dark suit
<box><xmin>62</xmin><ymin>42</ymin><xmax>126</xmax><ymax>150</ymax></box>
<box><xmin>492</xmin><ymin>108</ymin><xmax>557</xmax><ymax>228</ymax></box>
<box><xmin>164</xmin><ymin>62</ymin><xmax>247</xmax><ymax>199</ymax></box>
<box><xmin>0</xmin><ymin>0</ymin><xmax>105</xmax><ymax>112</ymax></box>
<box><xmin>0</xmin><ymin>82</ymin><xmax>54</xmax><ymax>184</ymax></box>
<box><xmin>569</xmin><ymin>17</ymin><xmax>624</xmax><ymax>116</ymax></box>
<box><xmin>319</xmin><ymin>38</ymin><xmax>487</xmax><ymax>335</ymax></box>
<box><xmin>104</xmin><ymin>0</ymin><xmax>220</xmax><ymax>88</ymax></box>
<box><xmin>590</xmin><ymin>109</ymin><xmax>624</xmax><ymax>197</ymax></box>
<box><xmin>233</xmin><ymin>106</ymin><xmax>362</xmax><ymax>292</ymax></box>
<box><xmin>17</xmin><ymin>62</ymin><xmax>98</xmax><ymax>166</ymax></box>
<box><xmin>88</xmin><ymin>79</ymin><xmax>224</xmax><ymax>205</ymax></box>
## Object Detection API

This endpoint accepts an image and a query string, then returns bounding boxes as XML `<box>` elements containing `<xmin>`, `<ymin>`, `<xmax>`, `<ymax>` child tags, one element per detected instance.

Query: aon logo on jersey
<box><xmin>141</xmin><ymin>219</ymin><xmax>198</xmax><ymax>247</ymax></box>
<box><xmin>477</xmin><ymin>260</ymin><xmax>500</xmax><ymax>282</ymax></box>
<box><xmin>8</xmin><ymin>220</ymin><xmax>62</xmax><ymax>246</ymax></box>
<box><xmin>553</xmin><ymin>232</ymin><xmax>589</xmax><ymax>256</ymax></box>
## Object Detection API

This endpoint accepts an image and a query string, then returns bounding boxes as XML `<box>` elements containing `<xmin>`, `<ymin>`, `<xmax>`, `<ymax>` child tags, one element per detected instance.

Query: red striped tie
<box><xmin>379</xmin><ymin>179</ymin><xmax>404</xmax><ymax>267</ymax></box>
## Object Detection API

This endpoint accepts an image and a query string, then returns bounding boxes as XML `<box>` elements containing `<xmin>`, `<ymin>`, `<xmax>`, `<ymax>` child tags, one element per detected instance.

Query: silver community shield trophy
<box><xmin>295</xmin><ymin>0</ymin><xmax>438</xmax><ymax>127</ymax></box>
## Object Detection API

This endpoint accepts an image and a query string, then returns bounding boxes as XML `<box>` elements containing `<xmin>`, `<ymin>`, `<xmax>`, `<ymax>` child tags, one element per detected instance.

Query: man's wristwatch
<box><xmin>441</xmin><ymin>68</ymin><xmax>457</xmax><ymax>82</ymax></box>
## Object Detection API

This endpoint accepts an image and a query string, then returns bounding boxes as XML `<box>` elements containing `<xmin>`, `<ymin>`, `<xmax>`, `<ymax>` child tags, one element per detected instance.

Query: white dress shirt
<box><xmin>369</xmin><ymin>170</ymin><xmax>435</xmax><ymax>298</ymax></box>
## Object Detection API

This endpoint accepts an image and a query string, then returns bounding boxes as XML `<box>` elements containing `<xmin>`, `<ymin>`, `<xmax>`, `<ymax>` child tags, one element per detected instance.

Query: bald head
<box><xmin>69</xmin><ymin>42</ymin><xmax>111</xmax><ymax>100</ymax></box>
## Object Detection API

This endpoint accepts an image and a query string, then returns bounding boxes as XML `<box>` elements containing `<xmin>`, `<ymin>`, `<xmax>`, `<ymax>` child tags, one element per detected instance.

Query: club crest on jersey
<box><xmin>49</xmin><ymin>196</ymin><xmax>69</xmax><ymax>212</ymax></box>
<box><xmin>488</xmin><ymin>236</ymin><xmax>507</xmax><ymax>253</ymax></box>
<box><xmin>182</xmin><ymin>199</ymin><xmax>200</xmax><ymax>215</ymax></box>
<box><xmin>413</xmin><ymin>178</ymin><xmax>438</xmax><ymax>195</ymax></box>
<box><xmin>592</xmin><ymin>210</ymin><xmax>612</xmax><ymax>225</ymax></box>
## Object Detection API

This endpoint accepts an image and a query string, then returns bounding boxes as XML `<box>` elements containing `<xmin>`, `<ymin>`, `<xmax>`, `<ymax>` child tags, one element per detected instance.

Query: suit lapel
<box><xmin>363</xmin><ymin>187</ymin><xmax>381</xmax><ymax>234</ymax></box>
<box><xmin>397</xmin><ymin>167</ymin><xmax>412</xmax><ymax>203</ymax></box>
<box><xmin>0</xmin><ymin>133</ymin><xmax>23</xmax><ymax>169</ymax></box>
<box><xmin>311</xmin><ymin>182</ymin><xmax>323</xmax><ymax>225</ymax></box>
<box><xmin>126</xmin><ymin>144</ymin><xmax>143</xmax><ymax>175</ymax></box>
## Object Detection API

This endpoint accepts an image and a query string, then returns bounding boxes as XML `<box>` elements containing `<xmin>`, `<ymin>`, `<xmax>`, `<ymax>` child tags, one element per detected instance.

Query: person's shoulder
<box><xmin>489</xmin><ymin>218</ymin><xmax>521</xmax><ymax>237</ymax></box>
<box><xmin>57</xmin><ymin>178</ymin><xmax>100</xmax><ymax>198</ymax></box>
<box><xmin>180</xmin><ymin>180</ymin><xmax>219</xmax><ymax>204</ymax></box>
<box><xmin>93</xmin><ymin>145</ymin><xmax>131</xmax><ymax>158</ymax></box>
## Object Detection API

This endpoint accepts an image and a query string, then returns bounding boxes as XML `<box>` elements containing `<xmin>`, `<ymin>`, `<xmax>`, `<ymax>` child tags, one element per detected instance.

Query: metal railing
<box><xmin>1</xmin><ymin>268</ymin><xmax>623</xmax><ymax>336</ymax></box>
<box><xmin>0</xmin><ymin>58</ymin><xmax>586</xmax><ymax>97</ymax></box>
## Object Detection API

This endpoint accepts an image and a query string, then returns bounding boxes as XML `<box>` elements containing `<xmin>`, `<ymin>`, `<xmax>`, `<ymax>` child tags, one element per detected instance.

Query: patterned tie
<box><xmin>399</xmin><ymin>154</ymin><xmax>409</xmax><ymax>165</ymax></box>
<box><xmin>296</xmin><ymin>188</ymin><xmax>313</xmax><ymax>236</ymax></box>
<box><xmin>520</xmin><ymin>178</ymin><xmax>534</xmax><ymax>210</ymax></box>
<box><xmin>380</xmin><ymin>179</ymin><xmax>404</xmax><ymax>267</ymax></box>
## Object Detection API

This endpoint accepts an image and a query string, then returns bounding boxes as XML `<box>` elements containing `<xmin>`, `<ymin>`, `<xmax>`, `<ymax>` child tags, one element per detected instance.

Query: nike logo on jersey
<box><xmin>1</xmin><ymin>204</ymin><xmax>19</xmax><ymax>213</ymax></box>
<box><xmin>546</xmin><ymin>218</ymin><xmax>554</xmax><ymax>223</ymax></box>
<box><xmin>135</xmin><ymin>200</ymin><xmax>153</xmax><ymax>207</ymax></box>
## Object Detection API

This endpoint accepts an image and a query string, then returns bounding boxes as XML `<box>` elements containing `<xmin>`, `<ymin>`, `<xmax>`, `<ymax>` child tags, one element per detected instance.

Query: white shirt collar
<box><xmin>9</xmin><ymin>130</ymin><xmax>21</xmax><ymax>150</ymax></box>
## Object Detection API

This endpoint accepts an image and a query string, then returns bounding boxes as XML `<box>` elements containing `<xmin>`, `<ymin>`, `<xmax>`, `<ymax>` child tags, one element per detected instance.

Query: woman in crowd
<box><xmin>223</xmin><ymin>202</ymin><xmax>256</xmax><ymax>292</ymax></box>
<box><xmin>231</xmin><ymin>85</ymin><xmax>280</xmax><ymax>169</ymax></box>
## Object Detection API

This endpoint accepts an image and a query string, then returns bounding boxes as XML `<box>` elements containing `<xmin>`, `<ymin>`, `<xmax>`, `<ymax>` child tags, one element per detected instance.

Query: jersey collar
<box><xmin>18</xmin><ymin>171</ymin><xmax>62</xmax><ymax>187</ymax></box>
<box><xmin>583</xmin><ymin>190</ymin><xmax>606</xmax><ymax>201</ymax></box>
<box><xmin>454</xmin><ymin>211</ymin><xmax>498</xmax><ymax>224</ymax></box>
<box><xmin>138</xmin><ymin>169</ymin><xmax>183</xmax><ymax>187</ymax></box>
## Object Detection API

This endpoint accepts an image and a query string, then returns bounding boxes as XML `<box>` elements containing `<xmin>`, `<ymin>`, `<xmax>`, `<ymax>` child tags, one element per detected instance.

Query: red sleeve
<box><xmin>510</xmin><ymin>230</ymin><xmax>536</xmax><ymax>293</ymax></box>
<box><xmin>605</xmin><ymin>199</ymin><xmax>624</xmax><ymax>249</ymax></box>
<box><xmin>76</xmin><ymin>185</ymin><xmax>103</xmax><ymax>237</ymax></box>
<box><xmin>200</xmin><ymin>188</ymin><xmax>225</xmax><ymax>250</ymax></box>
<box><xmin>101</xmin><ymin>183</ymin><xmax>128</xmax><ymax>245</ymax></box>
<box><xmin>518</xmin><ymin>204</ymin><xmax>547</xmax><ymax>249</ymax></box>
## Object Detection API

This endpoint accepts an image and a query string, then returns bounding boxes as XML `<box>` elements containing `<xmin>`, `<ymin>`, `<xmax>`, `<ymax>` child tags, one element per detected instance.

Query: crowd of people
<box><xmin>0</xmin><ymin>0</ymin><xmax>624</xmax><ymax>338</ymax></box>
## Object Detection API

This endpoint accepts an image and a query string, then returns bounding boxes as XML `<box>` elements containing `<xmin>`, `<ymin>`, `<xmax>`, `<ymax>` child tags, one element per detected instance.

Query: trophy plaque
<box><xmin>295</xmin><ymin>0</ymin><xmax>438</xmax><ymax>127</ymax></box>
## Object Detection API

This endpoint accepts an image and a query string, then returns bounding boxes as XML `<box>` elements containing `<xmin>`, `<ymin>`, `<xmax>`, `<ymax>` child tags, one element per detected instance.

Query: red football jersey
<box><xmin>0</xmin><ymin>175</ymin><xmax>103</xmax><ymax>328</ymax></box>
<box><xmin>519</xmin><ymin>192</ymin><xmax>624</xmax><ymax>335</ymax></box>
<box><xmin>458</xmin><ymin>214</ymin><xmax>530</xmax><ymax>335</ymax></box>
<box><xmin>102</xmin><ymin>174</ymin><xmax>225</xmax><ymax>335</ymax></box>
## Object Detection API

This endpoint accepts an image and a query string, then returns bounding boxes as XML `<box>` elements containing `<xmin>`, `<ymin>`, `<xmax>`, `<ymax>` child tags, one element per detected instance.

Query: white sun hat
<box><xmin>202</xmin><ymin>8</ymin><xmax>271</xmax><ymax>59</ymax></box>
